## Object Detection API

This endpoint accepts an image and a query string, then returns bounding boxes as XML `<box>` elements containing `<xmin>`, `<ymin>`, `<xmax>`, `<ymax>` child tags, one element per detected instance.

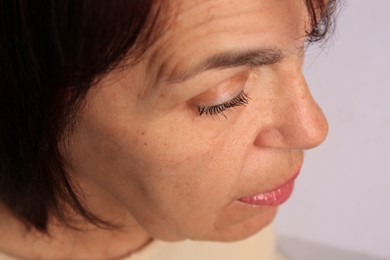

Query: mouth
<box><xmin>237</xmin><ymin>169</ymin><xmax>300</xmax><ymax>207</ymax></box>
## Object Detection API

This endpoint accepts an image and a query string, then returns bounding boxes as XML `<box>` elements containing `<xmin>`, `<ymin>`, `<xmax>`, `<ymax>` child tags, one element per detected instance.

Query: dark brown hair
<box><xmin>0</xmin><ymin>0</ymin><xmax>338</xmax><ymax>233</ymax></box>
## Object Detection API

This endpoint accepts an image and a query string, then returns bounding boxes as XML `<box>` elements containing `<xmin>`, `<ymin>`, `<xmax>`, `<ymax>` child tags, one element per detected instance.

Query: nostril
<box><xmin>254</xmin><ymin>128</ymin><xmax>285</xmax><ymax>148</ymax></box>
<box><xmin>253</xmin><ymin>105</ymin><xmax>328</xmax><ymax>150</ymax></box>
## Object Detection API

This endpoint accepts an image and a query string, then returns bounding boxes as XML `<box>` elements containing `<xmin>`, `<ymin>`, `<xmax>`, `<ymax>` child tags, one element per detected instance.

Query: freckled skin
<box><xmin>64</xmin><ymin>0</ymin><xmax>328</xmax><ymax>244</ymax></box>
<box><xmin>0</xmin><ymin>1</ymin><xmax>331</xmax><ymax>258</ymax></box>
<box><xmin>0</xmin><ymin>0</ymin><xmax>329</xmax><ymax>258</ymax></box>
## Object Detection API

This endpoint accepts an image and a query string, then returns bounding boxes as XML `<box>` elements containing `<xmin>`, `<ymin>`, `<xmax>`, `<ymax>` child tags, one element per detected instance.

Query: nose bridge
<box><xmin>254</xmin><ymin>69</ymin><xmax>328</xmax><ymax>149</ymax></box>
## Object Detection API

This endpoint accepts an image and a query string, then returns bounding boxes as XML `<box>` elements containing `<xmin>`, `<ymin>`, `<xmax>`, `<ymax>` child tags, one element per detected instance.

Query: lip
<box><xmin>237</xmin><ymin>169</ymin><xmax>300</xmax><ymax>207</ymax></box>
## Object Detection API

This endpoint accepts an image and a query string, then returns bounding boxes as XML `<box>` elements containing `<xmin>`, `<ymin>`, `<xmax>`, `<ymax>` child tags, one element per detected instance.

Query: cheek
<box><xmin>72</xmin><ymin>90</ymin><xmax>258</xmax><ymax>240</ymax></box>
<box><xmin>122</xmin><ymin>122</ymin><xmax>245</xmax><ymax>204</ymax></box>
<box><xmin>113</xmin><ymin>106</ymin><xmax>249</xmax><ymax>193</ymax></box>
<box><xmin>105</xmin><ymin>117</ymin><xmax>253</xmax><ymax>237</ymax></box>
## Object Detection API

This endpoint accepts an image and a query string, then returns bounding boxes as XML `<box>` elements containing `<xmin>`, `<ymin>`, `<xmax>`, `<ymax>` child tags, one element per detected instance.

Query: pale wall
<box><xmin>275</xmin><ymin>1</ymin><xmax>390</xmax><ymax>258</ymax></box>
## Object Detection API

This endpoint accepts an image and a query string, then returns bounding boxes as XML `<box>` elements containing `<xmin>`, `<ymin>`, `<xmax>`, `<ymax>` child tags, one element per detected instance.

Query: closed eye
<box><xmin>197</xmin><ymin>91</ymin><xmax>250</xmax><ymax>119</ymax></box>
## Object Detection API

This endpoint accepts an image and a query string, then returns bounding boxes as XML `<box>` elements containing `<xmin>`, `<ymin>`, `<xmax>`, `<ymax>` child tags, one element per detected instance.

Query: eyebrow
<box><xmin>164</xmin><ymin>48</ymin><xmax>284</xmax><ymax>84</ymax></box>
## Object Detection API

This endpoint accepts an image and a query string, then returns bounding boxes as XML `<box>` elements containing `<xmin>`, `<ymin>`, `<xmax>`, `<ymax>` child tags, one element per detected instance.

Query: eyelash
<box><xmin>197</xmin><ymin>91</ymin><xmax>250</xmax><ymax>118</ymax></box>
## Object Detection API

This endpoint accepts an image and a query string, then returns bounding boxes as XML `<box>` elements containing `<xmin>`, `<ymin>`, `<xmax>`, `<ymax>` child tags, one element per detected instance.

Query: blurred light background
<box><xmin>275</xmin><ymin>1</ymin><xmax>390</xmax><ymax>259</ymax></box>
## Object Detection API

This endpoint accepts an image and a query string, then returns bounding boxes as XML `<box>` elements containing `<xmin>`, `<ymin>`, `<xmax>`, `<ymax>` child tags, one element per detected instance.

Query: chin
<box><xmin>203</xmin><ymin>206</ymin><xmax>278</xmax><ymax>242</ymax></box>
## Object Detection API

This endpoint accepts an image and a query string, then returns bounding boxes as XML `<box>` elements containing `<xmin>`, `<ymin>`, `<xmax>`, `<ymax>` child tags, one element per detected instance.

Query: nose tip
<box><xmin>254</xmin><ymin>73</ymin><xmax>328</xmax><ymax>150</ymax></box>
<box><xmin>287</xmin><ymin>99</ymin><xmax>329</xmax><ymax>149</ymax></box>
<box><xmin>254</xmin><ymin>105</ymin><xmax>328</xmax><ymax>150</ymax></box>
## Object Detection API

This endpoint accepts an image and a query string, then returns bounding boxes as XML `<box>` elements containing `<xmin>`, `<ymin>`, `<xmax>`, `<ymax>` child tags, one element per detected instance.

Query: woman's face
<box><xmin>66</xmin><ymin>0</ymin><xmax>328</xmax><ymax>242</ymax></box>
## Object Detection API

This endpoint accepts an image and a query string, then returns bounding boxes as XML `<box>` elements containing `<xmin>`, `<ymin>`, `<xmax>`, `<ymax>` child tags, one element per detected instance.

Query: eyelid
<box><xmin>197</xmin><ymin>90</ymin><xmax>250</xmax><ymax>118</ymax></box>
<box><xmin>192</xmin><ymin>69</ymin><xmax>251</xmax><ymax>104</ymax></box>
<box><xmin>192</xmin><ymin>69</ymin><xmax>253</xmax><ymax>118</ymax></box>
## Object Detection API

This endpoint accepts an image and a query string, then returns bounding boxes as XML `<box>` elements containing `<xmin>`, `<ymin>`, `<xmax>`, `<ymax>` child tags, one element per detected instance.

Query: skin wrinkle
<box><xmin>0</xmin><ymin>1</ymin><xmax>332</xmax><ymax>258</ymax></box>
<box><xmin>146</xmin><ymin>2</ymin><xmax>312</xmax><ymax>90</ymax></box>
<box><xmin>145</xmin><ymin>2</ymin><xmax>267</xmax><ymax>88</ymax></box>
<box><xmin>167</xmin><ymin>48</ymin><xmax>285</xmax><ymax>83</ymax></box>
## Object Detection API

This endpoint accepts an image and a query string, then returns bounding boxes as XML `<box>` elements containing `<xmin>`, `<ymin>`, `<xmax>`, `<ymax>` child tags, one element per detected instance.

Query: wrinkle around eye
<box><xmin>163</xmin><ymin>66</ymin><xmax>252</xmax><ymax>104</ymax></box>
<box><xmin>190</xmin><ymin>70</ymin><xmax>251</xmax><ymax>107</ymax></box>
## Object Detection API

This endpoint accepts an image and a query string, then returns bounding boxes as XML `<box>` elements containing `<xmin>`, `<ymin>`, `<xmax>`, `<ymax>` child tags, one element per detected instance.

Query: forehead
<box><xmin>146</xmin><ymin>0</ymin><xmax>309</xmax><ymax>83</ymax></box>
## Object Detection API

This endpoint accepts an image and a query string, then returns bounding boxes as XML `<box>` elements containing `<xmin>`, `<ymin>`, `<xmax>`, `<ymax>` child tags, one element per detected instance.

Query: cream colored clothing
<box><xmin>0</xmin><ymin>224</ymin><xmax>286</xmax><ymax>259</ymax></box>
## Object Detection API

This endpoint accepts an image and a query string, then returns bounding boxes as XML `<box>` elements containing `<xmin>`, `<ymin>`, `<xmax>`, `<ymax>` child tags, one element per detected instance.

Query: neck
<box><xmin>0</xmin><ymin>205</ymin><xmax>152</xmax><ymax>259</ymax></box>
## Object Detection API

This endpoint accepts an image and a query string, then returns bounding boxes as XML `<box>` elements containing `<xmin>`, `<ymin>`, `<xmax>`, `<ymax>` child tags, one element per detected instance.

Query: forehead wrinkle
<box><xmin>144</xmin><ymin>0</ymin><xmax>306</xmax><ymax>90</ymax></box>
<box><xmin>144</xmin><ymin>0</ymin><xmax>214</xmax><ymax>87</ymax></box>
<box><xmin>145</xmin><ymin>13</ymin><xmax>261</xmax><ymax>87</ymax></box>
<box><xmin>145</xmin><ymin>37</ymin><xmax>176</xmax><ymax>89</ymax></box>
<box><xmin>175</xmin><ymin>2</ymin><xmax>262</xmax><ymax>34</ymax></box>
<box><xmin>140</xmin><ymin>3</ymin><xmax>183</xmax><ymax>93</ymax></box>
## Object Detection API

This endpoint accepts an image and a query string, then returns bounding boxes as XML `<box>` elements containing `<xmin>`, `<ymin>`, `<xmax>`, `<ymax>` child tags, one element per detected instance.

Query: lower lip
<box><xmin>238</xmin><ymin>172</ymin><xmax>299</xmax><ymax>207</ymax></box>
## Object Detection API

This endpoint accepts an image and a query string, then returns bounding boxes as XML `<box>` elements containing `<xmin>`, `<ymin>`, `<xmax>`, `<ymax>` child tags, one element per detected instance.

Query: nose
<box><xmin>254</xmin><ymin>70</ymin><xmax>328</xmax><ymax>150</ymax></box>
